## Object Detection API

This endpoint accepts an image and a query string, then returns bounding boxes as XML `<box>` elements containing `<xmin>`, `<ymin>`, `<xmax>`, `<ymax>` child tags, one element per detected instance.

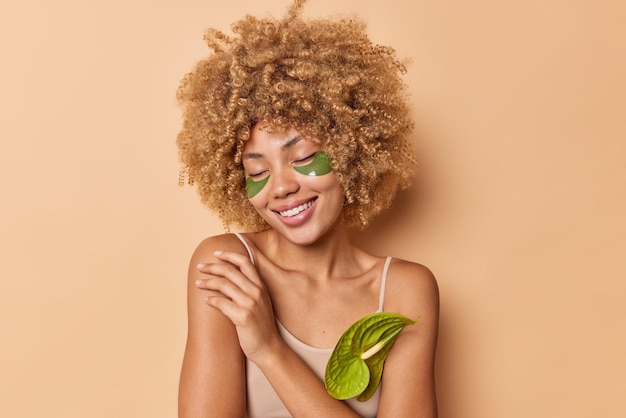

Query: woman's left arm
<box><xmin>376</xmin><ymin>261</ymin><xmax>440</xmax><ymax>418</ymax></box>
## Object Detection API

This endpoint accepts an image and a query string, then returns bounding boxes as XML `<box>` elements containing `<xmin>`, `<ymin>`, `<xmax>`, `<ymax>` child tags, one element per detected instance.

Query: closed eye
<box><xmin>247</xmin><ymin>170</ymin><xmax>268</xmax><ymax>179</ymax></box>
<box><xmin>293</xmin><ymin>152</ymin><xmax>317</xmax><ymax>165</ymax></box>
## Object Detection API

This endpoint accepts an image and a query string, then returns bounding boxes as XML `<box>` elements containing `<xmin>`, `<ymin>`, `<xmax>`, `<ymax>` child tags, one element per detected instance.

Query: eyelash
<box><xmin>294</xmin><ymin>152</ymin><xmax>316</xmax><ymax>164</ymax></box>
<box><xmin>247</xmin><ymin>170</ymin><xmax>267</xmax><ymax>179</ymax></box>
<box><xmin>246</xmin><ymin>152</ymin><xmax>317</xmax><ymax>178</ymax></box>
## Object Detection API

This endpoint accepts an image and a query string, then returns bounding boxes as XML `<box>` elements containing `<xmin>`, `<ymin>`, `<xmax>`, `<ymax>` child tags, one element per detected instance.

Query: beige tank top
<box><xmin>234</xmin><ymin>233</ymin><xmax>391</xmax><ymax>418</ymax></box>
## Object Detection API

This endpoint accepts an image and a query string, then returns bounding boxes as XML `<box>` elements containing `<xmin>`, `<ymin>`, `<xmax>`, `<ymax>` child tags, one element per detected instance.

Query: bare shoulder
<box><xmin>377</xmin><ymin>259</ymin><xmax>439</xmax><ymax>415</ymax></box>
<box><xmin>385</xmin><ymin>258</ymin><xmax>439</xmax><ymax>318</ymax></box>
<box><xmin>180</xmin><ymin>232</ymin><xmax>249</xmax><ymax>416</ymax></box>
<box><xmin>182</xmin><ymin>233</ymin><xmax>251</xmax><ymax>346</ymax></box>
<box><xmin>191</xmin><ymin>233</ymin><xmax>250</xmax><ymax>263</ymax></box>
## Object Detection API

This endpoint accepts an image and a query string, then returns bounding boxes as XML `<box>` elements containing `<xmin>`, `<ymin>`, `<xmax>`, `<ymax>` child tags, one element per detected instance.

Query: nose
<box><xmin>269</xmin><ymin>167</ymin><xmax>300</xmax><ymax>199</ymax></box>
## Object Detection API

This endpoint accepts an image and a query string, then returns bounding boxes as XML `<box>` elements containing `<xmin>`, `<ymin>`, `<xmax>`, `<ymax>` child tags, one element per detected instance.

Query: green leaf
<box><xmin>324</xmin><ymin>312</ymin><xmax>418</xmax><ymax>401</ymax></box>
<box><xmin>358</xmin><ymin>327</ymin><xmax>403</xmax><ymax>401</ymax></box>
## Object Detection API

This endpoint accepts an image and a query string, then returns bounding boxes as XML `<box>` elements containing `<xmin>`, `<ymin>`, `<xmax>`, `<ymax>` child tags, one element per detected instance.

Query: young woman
<box><xmin>176</xmin><ymin>1</ymin><xmax>439</xmax><ymax>416</ymax></box>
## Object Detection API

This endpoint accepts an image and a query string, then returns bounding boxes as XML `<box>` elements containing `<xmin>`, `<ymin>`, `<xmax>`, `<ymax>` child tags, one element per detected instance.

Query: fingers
<box><xmin>197</xmin><ymin>262</ymin><xmax>258</xmax><ymax>294</ymax></box>
<box><xmin>195</xmin><ymin>251</ymin><xmax>265</xmax><ymax>308</ymax></box>
<box><xmin>197</xmin><ymin>276</ymin><xmax>263</xmax><ymax>308</ymax></box>
<box><xmin>203</xmin><ymin>295</ymin><xmax>257</xmax><ymax>328</ymax></box>
<box><xmin>238</xmin><ymin>242</ymin><xmax>285</xmax><ymax>283</ymax></box>
<box><xmin>192</xmin><ymin>248</ymin><xmax>280</xmax><ymax>358</ymax></box>
<box><xmin>212</xmin><ymin>250</ymin><xmax>264</xmax><ymax>286</ymax></box>
<box><xmin>195</xmin><ymin>272</ymin><xmax>257</xmax><ymax>325</ymax></box>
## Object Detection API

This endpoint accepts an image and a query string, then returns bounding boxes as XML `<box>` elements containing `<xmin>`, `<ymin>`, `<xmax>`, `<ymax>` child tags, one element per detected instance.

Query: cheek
<box><xmin>247</xmin><ymin>193</ymin><xmax>266</xmax><ymax>211</ymax></box>
<box><xmin>309</xmin><ymin>175</ymin><xmax>344</xmax><ymax>200</ymax></box>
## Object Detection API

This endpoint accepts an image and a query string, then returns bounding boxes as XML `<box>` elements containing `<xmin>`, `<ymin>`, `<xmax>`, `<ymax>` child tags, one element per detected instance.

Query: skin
<box><xmin>178</xmin><ymin>124</ymin><xmax>440</xmax><ymax>417</ymax></box>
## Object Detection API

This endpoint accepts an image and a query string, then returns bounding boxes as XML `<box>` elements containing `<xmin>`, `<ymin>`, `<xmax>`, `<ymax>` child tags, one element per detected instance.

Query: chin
<box><xmin>258</xmin><ymin>197</ymin><xmax>345</xmax><ymax>245</ymax></box>
<box><xmin>278</xmin><ymin>218</ymin><xmax>343</xmax><ymax>247</ymax></box>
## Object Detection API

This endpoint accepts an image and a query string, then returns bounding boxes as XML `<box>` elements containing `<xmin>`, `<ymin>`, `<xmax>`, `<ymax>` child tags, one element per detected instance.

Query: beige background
<box><xmin>1</xmin><ymin>0</ymin><xmax>624</xmax><ymax>417</ymax></box>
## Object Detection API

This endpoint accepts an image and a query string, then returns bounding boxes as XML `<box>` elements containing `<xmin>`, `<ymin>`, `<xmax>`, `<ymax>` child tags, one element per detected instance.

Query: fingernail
<box><xmin>213</xmin><ymin>250</ymin><xmax>223</xmax><ymax>256</ymax></box>
<box><xmin>195</xmin><ymin>279</ymin><xmax>202</xmax><ymax>286</ymax></box>
<box><xmin>197</xmin><ymin>263</ymin><xmax>205</xmax><ymax>269</ymax></box>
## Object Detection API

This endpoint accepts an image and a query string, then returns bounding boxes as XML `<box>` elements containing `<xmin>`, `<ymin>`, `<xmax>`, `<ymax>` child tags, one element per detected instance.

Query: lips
<box><xmin>273</xmin><ymin>198</ymin><xmax>317</xmax><ymax>218</ymax></box>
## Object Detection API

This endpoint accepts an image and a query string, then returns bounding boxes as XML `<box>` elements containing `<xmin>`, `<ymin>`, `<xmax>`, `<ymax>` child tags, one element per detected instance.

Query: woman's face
<box><xmin>242</xmin><ymin>124</ymin><xmax>345</xmax><ymax>245</ymax></box>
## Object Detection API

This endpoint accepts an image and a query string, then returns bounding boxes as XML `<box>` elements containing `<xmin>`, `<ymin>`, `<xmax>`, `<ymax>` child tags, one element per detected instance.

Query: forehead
<box><xmin>243</xmin><ymin>124</ymin><xmax>319</xmax><ymax>154</ymax></box>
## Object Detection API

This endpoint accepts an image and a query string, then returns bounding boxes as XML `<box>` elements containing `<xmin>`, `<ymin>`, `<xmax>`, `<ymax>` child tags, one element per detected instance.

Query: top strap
<box><xmin>378</xmin><ymin>256</ymin><xmax>392</xmax><ymax>312</ymax></box>
<box><xmin>234</xmin><ymin>233</ymin><xmax>390</xmax><ymax>312</ymax></box>
<box><xmin>234</xmin><ymin>232</ymin><xmax>255</xmax><ymax>265</ymax></box>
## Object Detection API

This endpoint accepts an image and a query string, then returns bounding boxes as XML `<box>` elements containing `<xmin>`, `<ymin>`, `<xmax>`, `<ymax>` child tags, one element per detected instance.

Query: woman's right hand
<box><xmin>194</xmin><ymin>250</ymin><xmax>282</xmax><ymax>364</ymax></box>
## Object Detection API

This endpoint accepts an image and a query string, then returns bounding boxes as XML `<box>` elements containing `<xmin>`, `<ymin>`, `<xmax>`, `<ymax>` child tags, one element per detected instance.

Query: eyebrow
<box><xmin>281</xmin><ymin>135</ymin><xmax>303</xmax><ymax>150</ymax></box>
<box><xmin>242</xmin><ymin>135</ymin><xmax>304</xmax><ymax>160</ymax></box>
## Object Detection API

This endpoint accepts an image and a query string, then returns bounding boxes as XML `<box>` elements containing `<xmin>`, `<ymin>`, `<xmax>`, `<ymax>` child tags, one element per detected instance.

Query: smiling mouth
<box><xmin>277</xmin><ymin>198</ymin><xmax>316</xmax><ymax>217</ymax></box>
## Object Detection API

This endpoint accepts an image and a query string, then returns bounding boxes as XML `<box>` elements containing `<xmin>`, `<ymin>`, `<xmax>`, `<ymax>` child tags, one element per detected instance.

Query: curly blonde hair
<box><xmin>177</xmin><ymin>0</ymin><xmax>416</xmax><ymax>231</ymax></box>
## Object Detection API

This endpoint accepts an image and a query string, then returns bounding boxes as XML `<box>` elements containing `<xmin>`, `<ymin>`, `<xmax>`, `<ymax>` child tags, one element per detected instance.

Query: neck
<box><xmin>265</xmin><ymin>224</ymin><xmax>363</xmax><ymax>281</ymax></box>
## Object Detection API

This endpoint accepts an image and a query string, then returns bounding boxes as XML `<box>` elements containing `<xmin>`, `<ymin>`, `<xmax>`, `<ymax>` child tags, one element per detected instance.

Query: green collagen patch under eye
<box><xmin>246</xmin><ymin>175</ymin><xmax>269</xmax><ymax>198</ymax></box>
<box><xmin>293</xmin><ymin>152</ymin><xmax>332</xmax><ymax>176</ymax></box>
<box><xmin>245</xmin><ymin>152</ymin><xmax>331</xmax><ymax>198</ymax></box>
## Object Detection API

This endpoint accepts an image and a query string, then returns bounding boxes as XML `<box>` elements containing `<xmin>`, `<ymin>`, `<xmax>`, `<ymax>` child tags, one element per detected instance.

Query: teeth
<box><xmin>279</xmin><ymin>200</ymin><xmax>313</xmax><ymax>217</ymax></box>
